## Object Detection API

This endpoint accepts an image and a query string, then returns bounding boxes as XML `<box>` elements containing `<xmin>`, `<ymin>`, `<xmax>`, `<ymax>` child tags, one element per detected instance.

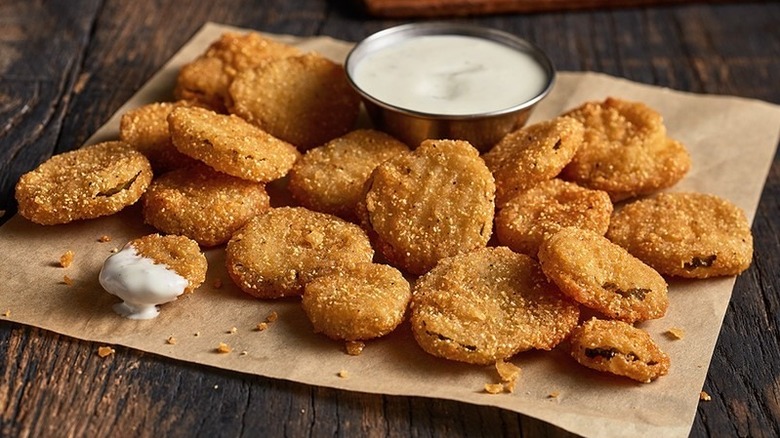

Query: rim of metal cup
<box><xmin>345</xmin><ymin>22</ymin><xmax>556</xmax><ymax>120</ymax></box>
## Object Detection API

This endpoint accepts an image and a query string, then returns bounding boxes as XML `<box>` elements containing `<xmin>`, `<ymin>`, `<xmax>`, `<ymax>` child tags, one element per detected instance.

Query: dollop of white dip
<box><xmin>99</xmin><ymin>244</ymin><xmax>189</xmax><ymax>320</ymax></box>
<box><xmin>353</xmin><ymin>35</ymin><xmax>549</xmax><ymax>115</ymax></box>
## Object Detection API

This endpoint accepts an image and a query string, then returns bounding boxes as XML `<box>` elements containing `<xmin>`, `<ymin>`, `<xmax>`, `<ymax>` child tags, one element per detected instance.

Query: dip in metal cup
<box><xmin>345</xmin><ymin>22</ymin><xmax>556</xmax><ymax>152</ymax></box>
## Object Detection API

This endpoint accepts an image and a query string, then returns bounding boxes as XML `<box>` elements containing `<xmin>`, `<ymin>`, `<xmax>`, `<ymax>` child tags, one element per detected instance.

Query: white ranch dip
<box><xmin>99</xmin><ymin>244</ymin><xmax>189</xmax><ymax>320</ymax></box>
<box><xmin>352</xmin><ymin>35</ymin><xmax>548</xmax><ymax>116</ymax></box>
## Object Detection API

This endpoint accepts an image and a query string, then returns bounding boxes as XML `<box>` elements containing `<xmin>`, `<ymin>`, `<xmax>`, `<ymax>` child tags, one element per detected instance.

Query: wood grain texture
<box><xmin>0</xmin><ymin>0</ymin><xmax>778</xmax><ymax>436</ymax></box>
<box><xmin>359</xmin><ymin>0</ymin><xmax>730</xmax><ymax>18</ymax></box>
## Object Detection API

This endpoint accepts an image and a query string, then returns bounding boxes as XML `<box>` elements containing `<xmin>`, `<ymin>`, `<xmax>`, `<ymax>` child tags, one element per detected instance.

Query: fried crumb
<box><xmin>63</xmin><ymin>275</ymin><xmax>74</xmax><ymax>286</ymax></box>
<box><xmin>345</xmin><ymin>341</ymin><xmax>365</xmax><ymax>356</ymax></box>
<box><xmin>2</xmin><ymin>309</ymin><xmax>10</xmax><ymax>317</ymax></box>
<box><xmin>240</xmin><ymin>350</ymin><xmax>248</xmax><ymax>356</ymax></box>
<box><xmin>548</xmin><ymin>390</ymin><xmax>561</xmax><ymax>399</ymax></box>
<box><xmin>215</xmin><ymin>342</ymin><xmax>231</xmax><ymax>354</ymax></box>
<box><xmin>338</xmin><ymin>369</ymin><xmax>349</xmax><ymax>378</ymax></box>
<box><xmin>110</xmin><ymin>247</ymin><xmax>119</xmax><ymax>253</ymax></box>
<box><xmin>483</xmin><ymin>360</ymin><xmax>522</xmax><ymax>394</ymax></box>
<box><xmin>503</xmin><ymin>379</ymin><xmax>518</xmax><ymax>394</ymax></box>
<box><xmin>255</xmin><ymin>311</ymin><xmax>278</xmax><ymax>331</ymax></box>
<box><xmin>700</xmin><ymin>391</ymin><xmax>712</xmax><ymax>401</ymax></box>
<box><xmin>194</xmin><ymin>331</ymin><xmax>201</xmax><ymax>337</ymax></box>
<box><xmin>228</xmin><ymin>326</ymin><xmax>238</xmax><ymax>334</ymax></box>
<box><xmin>98</xmin><ymin>235</ymin><xmax>112</xmax><ymax>242</ymax></box>
<box><xmin>166</xmin><ymin>336</ymin><xmax>177</xmax><ymax>345</ymax></box>
<box><xmin>213</xmin><ymin>278</ymin><xmax>223</xmax><ymax>289</ymax></box>
<box><xmin>97</xmin><ymin>346</ymin><xmax>115</xmax><ymax>358</ymax></box>
<box><xmin>484</xmin><ymin>383</ymin><xmax>504</xmax><ymax>394</ymax></box>
<box><xmin>60</xmin><ymin>250</ymin><xmax>74</xmax><ymax>268</ymax></box>
<box><xmin>496</xmin><ymin>359</ymin><xmax>521</xmax><ymax>382</ymax></box>
<box><xmin>665</xmin><ymin>327</ymin><xmax>685</xmax><ymax>340</ymax></box>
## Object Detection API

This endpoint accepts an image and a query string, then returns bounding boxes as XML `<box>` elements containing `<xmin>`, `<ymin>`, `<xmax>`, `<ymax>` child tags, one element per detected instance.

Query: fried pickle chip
<box><xmin>495</xmin><ymin>179</ymin><xmax>612</xmax><ymax>257</ymax></box>
<box><xmin>174</xmin><ymin>32</ymin><xmax>302</xmax><ymax>112</ymax></box>
<box><xmin>538</xmin><ymin>227</ymin><xmax>668</xmax><ymax>323</ymax></box>
<box><xmin>142</xmin><ymin>165</ymin><xmax>270</xmax><ymax>247</ymax></box>
<box><xmin>483</xmin><ymin>116</ymin><xmax>584</xmax><ymax>207</ymax></box>
<box><xmin>288</xmin><ymin>129</ymin><xmax>410</xmax><ymax>220</ymax></box>
<box><xmin>411</xmin><ymin>247</ymin><xmax>580</xmax><ymax>365</ymax></box>
<box><xmin>168</xmin><ymin>106</ymin><xmax>299</xmax><ymax>182</ymax></box>
<box><xmin>228</xmin><ymin>53</ymin><xmax>361</xmax><ymax>150</ymax></box>
<box><xmin>302</xmin><ymin>262</ymin><xmax>411</xmax><ymax>341</ymax></box>
<box><xmin>15</xmin><ymin>141</ymin><xmax>152</xmax><ymax>225</ymax></box>
<box><xmin>359</xmin><ymin>139</ymin><xmax>495</xmax><ymax>275</ymax></box>
<box><xmin>569</xmin><ymin>318</ymin><xmax>670</xmax><ymax>383</ymax></box>
<box><xmin>225</xmin><ymin>207</ymin><xmax>374</xmax><ymax>299</ymax></box>
<box><xmin>561</xmin><ymin>97</ymin><xmax>691</xmax><ymax>201</ymax></box>
<box><xmin>130</xmin><ymin>234</ymin><xmax>208</xmax><ymax>293</ymax></box>
<box><xmin>606</xmin><ymin>192</ymin><xmax>753</xmax><ymax>278</ymax></box>
<box><xmin>120</xmin><ymin>101</ymin><xmax>201</xmax><ymax>173</ymax></box>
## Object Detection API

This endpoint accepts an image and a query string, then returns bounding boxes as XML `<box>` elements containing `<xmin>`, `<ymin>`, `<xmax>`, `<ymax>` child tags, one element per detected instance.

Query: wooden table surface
<box><xmin>1</xmin><ymin>1</ymin><xmax>778</xmax><ymax>437</ymax></box>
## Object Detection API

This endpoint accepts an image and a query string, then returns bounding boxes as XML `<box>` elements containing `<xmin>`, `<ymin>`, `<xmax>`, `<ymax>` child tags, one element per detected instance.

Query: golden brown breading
<box><xmin>228</xmin><ymin>53</ymin><xmax>361</xmax><ymax>150</ymax></box>
<box><xmin>358</xmin><ymin>139</ymin><xmax>495</xmax><ymax>275</ymax></box>
<box><xmin>288</xmin><ymin>129</ymin><xmax>410</xmax><ymax>220</ymax></box>
<box><xmin>168</xmin><ymin>106</ymin><xmax>299</xmax><ymax>183</ymax></box>
<box><xmin>538</xmin><ymin>227</ymin><xmax>668</xmax><ymax>323</ymax></box>
<box><xmin>142</xmin><ymin>165</ymin><xmax>270</xmax><ymax>247</ymax></box>
<box><xmin>411</xmin><ymin>247</ymin><xmax>580</xmax><ymax>365</ymax></box>
<box><xmin>495</xmin><ymin>179</ymin><xmax>612</xmax><ymax>257</ymax></box>
<box><xmin>302</xmin><ymin>262</ymin><xmax>411</xmax><ymax>341</ymax></box>
<box><xmin>119</xmin><ymin>101</ymin><xmax>201</xmax><ymax>173</ymax></box>
<box><xmin>569</xmin><ymin>318</ymin><xmax>670</xmax><ymax>383</ymax></box>
<box><xmin>561</xmin><ymin>97</ymin><xmax>691</xmax><ymax>201</ymax></box>
<box><xmin>130</xmin><ymin>234</ymin><xmax>207</xmax><ymax>293</ymax></box>
<box><xmin>174</xmin><ymin>32</ymin><xmax>302</xmax><ymax>112</ymax></box>
<box><xmin>15</xmin><ymin>141</ymin><xmax>152</xmax><ymax>225</ymax></box>
<box><xmin>606</xmin><ymin>192</ymin><xmax>753</xmax><ymax>278</ymax></box>
<box><xmin>225</xmin><ymin>207</ymin><xmax>374</xmax><ymax>299</ymax></box>
<box><xmin>483</xmin><ymin>116</ymin><xmax>584</xmax><ymax>207</ymax></box>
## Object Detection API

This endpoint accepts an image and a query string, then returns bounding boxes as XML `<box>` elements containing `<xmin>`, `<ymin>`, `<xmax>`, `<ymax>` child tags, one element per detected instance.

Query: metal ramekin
<box><xmin>345</xmin><ymin>22</ymin><xmax>556</xmax><ymax>152</ymax></box>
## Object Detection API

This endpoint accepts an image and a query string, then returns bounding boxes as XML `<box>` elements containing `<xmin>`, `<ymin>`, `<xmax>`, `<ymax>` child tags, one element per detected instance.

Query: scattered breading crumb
<box><xmin>110</xmin><ymin>247</ymin><xmax>119</xmax><ymax>253</ymax></box>
<box><xmin>240</xmin><ymin>350</ymin><xmax>248</xmax><ymax>356</ymax></box>
<box><xmin>215</xmin><ymin>342</ymin><xmax>231</xmax><ymax>354</ymax></box>
<box><xmin>63</xmin><ymin>275</ymin><xmax>74</xmax><ymax>286</ymax></box>
<box><xmin>228</xmin><ymin>327</ymin><xmax>238</xmax><ymax>334</ymax></box>
<box><xmin>2</xmin><ymin>309</ymin><xmax>10</xmax><ymax>318</ymax></box>
<box><xmin>700</xmin><ymin>391</ymin><xmax>712</xmax><ymax>401</ymax></box>
<box><xmin>338</xmin><ymin>370</ymin><xmax>349</xmax><ymax>378</ymax></box>
<box><xmin>166</xmin><ymin>336</ymin><xmax>177</xmax><ymax>345</ymax></box>
<box><xmin>97</xmin><ymin>346</ymin><xmax>115</xmax><ymax>357</ymax></box>
<box><xmin>213</xmin><ymin>278</ymin><xmax>223</xmax><ymax>289</ymax></box>
<box><xmin>194</xmin><ymin>332</ymin><xmax>201</xmax><ymax>337</ymax></box>
<box><xmin>484</xmin><ymin>383</ymin><xmax>504</xmax><ymax>394</ymax></box>
<box><xmin>345</xmin><ymin>341</ymin><xmax>365</xmax><ymax>356</ymax></box>
<box><xmin>256</xmin><ymin>311</ymin><xmax>278</xmax><ymax>331</ymax></box>
<box><xmin>665</xmin><ymin>327</ymin><xmax>685</xmax><ymax>340</ymax></box>
<box><xmin>496</xmin><ymin>359</ymin><xmax>521</xmax><ymax>383</ymax></box>
<box><xmin>484</xmin><ymin>360</ymin><xmax>522</xmax><ymax>394</ymax></box>
<box><xmin>60</xmin><ymin>250</ymin><xmax>74</xmax><ymax>268</ymax></box>
<box><xmin>548</xmin><ymin>390</ymin><xmax>561</xmax><ymax>399</ymax></box>
<box><xmin>98</xmin><ymin>235</ymin><xmax>112</xmax><ymax>242</ymax></box>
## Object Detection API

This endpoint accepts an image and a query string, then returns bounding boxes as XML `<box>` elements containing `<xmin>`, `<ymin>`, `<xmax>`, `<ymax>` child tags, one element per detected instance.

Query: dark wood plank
<box><xmin>0</xmin><ymin>1</ymin><xmax>778</xmax><ymax>437</ymax></box>
<box><xmin>358</xmin><ymin>0</ymin><xmax>732</xmax><ymax>18</ymax></box>
<box><xmin>0</xmin><ymin>0</ymin><xmax>102</xmax><ymax>220</ymax></box>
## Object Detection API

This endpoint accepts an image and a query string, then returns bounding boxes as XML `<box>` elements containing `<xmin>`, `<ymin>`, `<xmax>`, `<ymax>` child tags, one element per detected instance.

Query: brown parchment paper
<box><xmin>2</xmin><ymin>22</ymin><xmax>779</xmax><ymax>438</ymax></box>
